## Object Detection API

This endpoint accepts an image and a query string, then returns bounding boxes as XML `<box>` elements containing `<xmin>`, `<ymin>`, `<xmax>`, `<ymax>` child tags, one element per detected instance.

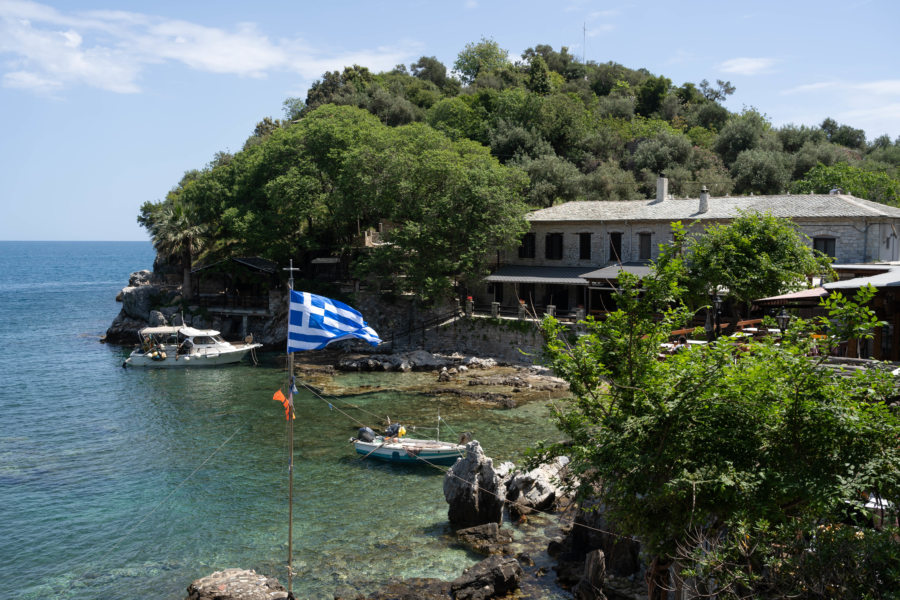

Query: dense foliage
<box><xmin>139</xmin><ymin>40</ymin><xmax>900</xmax><ymax>299</ymax></box>
<box><xmin>540</xmin><ymin>232</ymin><xmax>900</xmax><ymax>598</ymax></box>
<box><xmin>139</xmin><ymin>105</ymin><xmax>528</xmax><ymax>301</ymax></box>
<box><xmin>685</xmin><ymin>212</ymin><xmax>833</xmax><ymax>316</ymax></box>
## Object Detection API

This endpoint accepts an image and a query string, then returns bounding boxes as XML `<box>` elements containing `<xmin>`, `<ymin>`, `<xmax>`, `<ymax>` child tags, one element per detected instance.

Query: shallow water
<box><xmin>0</xmin><ymin>242</ymin><xmax>568</xmax><ymax>599</ymax></box>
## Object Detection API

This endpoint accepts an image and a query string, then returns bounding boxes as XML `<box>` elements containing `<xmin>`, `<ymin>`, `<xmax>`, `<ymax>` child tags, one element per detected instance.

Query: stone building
<box><xmin>481</xmin><ymin>176</ymin><xmax>900</xmax><ymax>315</ymax></box>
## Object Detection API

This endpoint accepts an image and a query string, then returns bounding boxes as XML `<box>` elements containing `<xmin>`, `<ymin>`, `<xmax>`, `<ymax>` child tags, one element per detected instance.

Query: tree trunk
<box><xmin>182</xmin><ymin>246</ymin><xmax>192</xmax><ymax>300</ymax></box>
<box><xmin>645</xmin><ymin>555</ymin><xmax>672</xmax><ymax>600</ymax></box>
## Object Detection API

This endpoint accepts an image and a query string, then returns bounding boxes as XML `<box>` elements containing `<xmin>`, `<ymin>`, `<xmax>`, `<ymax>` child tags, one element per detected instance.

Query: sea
<box><xmin>0</xmin><ymin>241</ymin><xmax>565</xmax><ymax>600</ymax></box>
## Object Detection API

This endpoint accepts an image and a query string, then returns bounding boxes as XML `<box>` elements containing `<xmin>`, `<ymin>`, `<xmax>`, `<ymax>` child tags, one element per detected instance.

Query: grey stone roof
<box><xmin>484</xmin><ymin>265</ymin><xmax>596</xmax><ymax>285</ymax></box>
<box><xmin>527</xmin><ymin>194</ymin><xmax>900</xmax><ymax>223</ymax></box>
<box><xmin>824</xmin><ymin>266</ymin><xmax>900</xmax><ymax>290</ymax></box>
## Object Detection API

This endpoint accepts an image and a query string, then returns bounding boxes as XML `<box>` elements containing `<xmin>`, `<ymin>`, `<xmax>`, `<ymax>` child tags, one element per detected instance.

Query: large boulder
<box><xmin>120</xmin><ymin>284</ymin><xmax>160</xmax><ymax>322</ymax></box>
<box><xmin>129</xmin><ymin>269</ymin><xmax>154</xmax><ymax>287</ymax></box>
<box><xmin>443</xmin><ymin>441</ymin><xmax>505</xmax><ymax>528</ymax></box>
<box><xmin>185</xmin><ymin>569</ymin><xmax>286</xmax><ymax>600</ymax></box>
<box><xmin>103</xmin><ymin>309</ymin><xmax>147</xmax><ymax>344</ymax></box>
<box><xmin>449</xmin><ymin>556</ymin><xmax>523</xmax><ymax>600</ymax></box>
<box><xmin>505</xmin><ymin>456</ymin><xmax>571</xmax><ymax>521</ymax></box>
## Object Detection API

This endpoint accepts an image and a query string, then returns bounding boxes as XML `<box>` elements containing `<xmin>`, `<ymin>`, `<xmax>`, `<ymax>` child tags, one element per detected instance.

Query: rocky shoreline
<box><xmin>186</xmin><ymin>437</ymin><xmax>651</xmax><ymax>600</ymax></box>
<box><xmin>108</xmin><ymin>270</ymin><xmax>649</xmax><ymax>599</ymax></box>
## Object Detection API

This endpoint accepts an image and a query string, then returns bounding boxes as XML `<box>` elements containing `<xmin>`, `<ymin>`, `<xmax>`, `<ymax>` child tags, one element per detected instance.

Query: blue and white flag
<box><xmin>287</xmin><ymin>290</ymin><xmax>381</xmax><ymax>353</ymax></box>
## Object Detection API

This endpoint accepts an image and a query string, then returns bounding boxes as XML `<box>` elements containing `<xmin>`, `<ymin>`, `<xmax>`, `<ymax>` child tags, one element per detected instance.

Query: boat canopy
<box><xmin>138</xmin><ymin>326</ymin><xmax>221</xmax><ymax>337</ymax></box>
<box><xmin>179</xmin><ymin>326</ymin><xmax>221</xmax><ymax>337</ymax></box>
<box><xmin>139</xmin><ymin>326</ymin><xmax>180</xmax><ymax>335</ymax></box>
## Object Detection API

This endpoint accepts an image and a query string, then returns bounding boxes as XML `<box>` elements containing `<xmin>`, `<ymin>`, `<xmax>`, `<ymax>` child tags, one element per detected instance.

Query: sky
<box><xmin>1</xmin><ymin>0</ymin><xmax>898</xmax><ymax>241</ymax></box>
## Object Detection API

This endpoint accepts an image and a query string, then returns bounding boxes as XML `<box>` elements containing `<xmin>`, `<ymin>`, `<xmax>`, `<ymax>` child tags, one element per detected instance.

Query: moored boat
<box><xmin>124</xmin><ymin>325</ymin><xmax>262</xmax><ymax>367</ymax></box>
<box><xmin>352</xmin><ymin>431</ymin><xmax>466</xmax><ymax>466</ymax></box>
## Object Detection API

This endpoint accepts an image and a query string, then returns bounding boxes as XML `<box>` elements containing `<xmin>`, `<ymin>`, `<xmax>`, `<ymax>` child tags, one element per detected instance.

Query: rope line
<box><xmin>57</xmin><ymin>425</ymin><xmax>244</xmax><ymax>597</ymax></box>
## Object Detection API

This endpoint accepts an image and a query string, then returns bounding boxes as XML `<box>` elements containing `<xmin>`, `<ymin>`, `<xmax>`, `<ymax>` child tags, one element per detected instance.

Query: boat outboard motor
<box><xmin>357</xmin><ymin>426</ymin><xmax>376</xmax><ymax>443</ymax></box>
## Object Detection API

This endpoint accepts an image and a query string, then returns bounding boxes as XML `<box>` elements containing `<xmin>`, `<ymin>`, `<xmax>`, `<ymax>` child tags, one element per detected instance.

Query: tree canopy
<box><xmin>540</xmin><ymin>232</ymin><xmax>900</xmax><ymax>598</ymax></box>
<box><xmin>685</xmin><ymin>211</ymin><xmax>833</xmax><ymax>315</ymax></box>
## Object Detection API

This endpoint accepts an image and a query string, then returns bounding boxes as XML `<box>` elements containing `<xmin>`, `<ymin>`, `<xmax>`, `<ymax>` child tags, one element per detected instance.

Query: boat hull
<box><xmin>124</xmin><ymin>344</ymin><xmax>261</xmax><ymax>368</ymax></box>
<box><xmin>354</xmin><ymin>437</ymin><xmax>465</xmax><ymax>466</ymax></box>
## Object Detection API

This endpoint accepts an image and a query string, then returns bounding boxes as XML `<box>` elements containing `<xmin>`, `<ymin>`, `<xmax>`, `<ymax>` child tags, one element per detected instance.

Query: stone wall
<box><xmin>422</xmin><ymin>317</ymin><xmax>544</xmax><ymax>365</ymax></box>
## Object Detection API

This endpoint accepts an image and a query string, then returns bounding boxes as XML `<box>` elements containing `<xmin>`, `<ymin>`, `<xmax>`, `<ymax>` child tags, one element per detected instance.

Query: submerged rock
<box><xmin>185</xmin><ymin>568</ymin><xmax>286</xmax><ymax>600</ymax></box>
<box><xmin>450</xmin><ymin>556</ymin><xmax>523</xmax><ymax>600</ymax></box>
<box><xmin>455</xmin><ymin>522</ymin><xmax>514</xmax><ymax>555</ymax></box>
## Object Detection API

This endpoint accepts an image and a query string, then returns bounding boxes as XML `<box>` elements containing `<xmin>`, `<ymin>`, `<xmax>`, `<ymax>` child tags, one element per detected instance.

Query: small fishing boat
<box><xmin>353</xmin><ymin>436</ymin><xmax>466</xmax><ymax>466</ymax></box>
<box><xmin>124</xmin><ymin>325</ymin><xmax>262</xmax><ymax>367</ymax></box>
<box><xmin>352</xmin><ymin>424</ymin><xmax>467</xmax><ymax>466</ymax></box>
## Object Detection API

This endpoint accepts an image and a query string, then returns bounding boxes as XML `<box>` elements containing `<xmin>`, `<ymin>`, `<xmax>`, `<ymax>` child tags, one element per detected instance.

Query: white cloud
<box><xmin>718</xmin><ymin>57</ymin><xmax>776</xmax><ymax>76</ymax></box>
<box><xmin>0</xmin><ymin>1</ymin><xmax>416</xmax><ymax>94</ymax></box>
<box><xmin>3</xmin><ymin>69</ymin><xmax>61</xmax><ymax>93</ymax></box>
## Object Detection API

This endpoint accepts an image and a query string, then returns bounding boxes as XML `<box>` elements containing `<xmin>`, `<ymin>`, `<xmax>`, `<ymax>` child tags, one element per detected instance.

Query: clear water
<box><xmin>0</xmin><ymin>242</ymin><xmax>564</xmax><ymax>599</ymax></box>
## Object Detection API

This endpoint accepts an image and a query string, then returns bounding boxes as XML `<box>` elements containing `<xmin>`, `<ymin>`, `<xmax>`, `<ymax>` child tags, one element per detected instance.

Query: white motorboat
<box><xmin>124</xmin><ymin>325</ymin><xmax>262</xmax><ymax>368</ymax></box>
<box><xmin>352</xmin><ymin>435</ymin><xmax>466</xmax><ymax>466</ymax></box>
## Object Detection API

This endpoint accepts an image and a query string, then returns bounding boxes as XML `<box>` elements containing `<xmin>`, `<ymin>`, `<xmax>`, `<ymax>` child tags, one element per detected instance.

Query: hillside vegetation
<box><xmin>139</xmin><ymin>39</ymin><xmax>900</xmax><ymax>300</ymax></box>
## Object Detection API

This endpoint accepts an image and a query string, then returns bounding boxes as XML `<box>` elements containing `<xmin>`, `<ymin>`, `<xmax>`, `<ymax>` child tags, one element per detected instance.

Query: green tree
<box><xmin>713</xmin><ymin>109</ymin><xmax>773</xmax><ymax>166</ymax></box>
<box><xmin>453</xmin><ymin>37</ymin><xmax>510</xmax><ymax>85</ymax></box>
<box><xmin>635</xmin><ymin>74</ymin><xmax>672</xmax><ymax>117</ymax></box>
<box><xmin>792</xmin><ymin>162</ymin><xmax>900</xmax><ymax>206</ymax></box>
<box><xmin>540</xmin><ymin>235</ymin><xmax>900</xmax><ymax>598</ymax></box>
<box><xmin>686</xmin><ymin>211</ymin><xmax>831</xmax><ymax>316</ymax></box>
<box><xmin>730</xmin><ymin>148</ymin><xmax>793</xmax><ymax>194</ymax></box>
<box><xmin>821</xmin><ymin>117</ymin><xmax>867</xmax><ymax>150</ymax></box>
<box><xmin>137</xmin><ymin>197</ymin><xmax>206</xmax><ymax>298</ymax></box>
<box><xmin>355</xmin><ymin>123</ymin><xmax>530</xmax><ymax>300</ymax></box>
<box><xmin>524</xmin><ymin>55</ymin><xmax>552</xmax><ymax>95</ymax></box>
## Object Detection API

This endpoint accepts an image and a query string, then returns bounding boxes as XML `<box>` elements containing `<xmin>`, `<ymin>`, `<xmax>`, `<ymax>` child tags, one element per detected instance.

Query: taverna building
<box><xmin>480</xmin><ymin>176</ymin><xmax>900</xmax><ymax>316</ymax></box>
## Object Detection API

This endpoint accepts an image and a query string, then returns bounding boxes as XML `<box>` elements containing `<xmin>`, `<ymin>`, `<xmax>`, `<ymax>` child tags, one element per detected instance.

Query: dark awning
<box><xmin>484</xmin><ymin>266</ymin><xmax>595</xmax><ymax>285</ymax></box>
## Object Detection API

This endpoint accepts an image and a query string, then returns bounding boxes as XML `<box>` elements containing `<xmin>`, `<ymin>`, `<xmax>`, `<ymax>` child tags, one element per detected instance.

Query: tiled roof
<box><xmin>527</xmin><ymin>194</ymin><xmax>900</xmax><ymax>223</ymax></box>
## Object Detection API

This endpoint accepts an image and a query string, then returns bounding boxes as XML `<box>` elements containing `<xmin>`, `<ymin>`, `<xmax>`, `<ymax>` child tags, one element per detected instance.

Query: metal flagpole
<box><xmin>282</xmin><ymin>259</ymin><xmax>300</xmax><ymax>597</ymax></box>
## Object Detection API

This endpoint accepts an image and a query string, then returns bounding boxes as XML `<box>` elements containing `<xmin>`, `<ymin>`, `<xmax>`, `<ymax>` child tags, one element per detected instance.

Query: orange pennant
<box><xmin>272</xmin><ymin>389</ymin><xmax>294</xmax><ymax>420</ymax></box>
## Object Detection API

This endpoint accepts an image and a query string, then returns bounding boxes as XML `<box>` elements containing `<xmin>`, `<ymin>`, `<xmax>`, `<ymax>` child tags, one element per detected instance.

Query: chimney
<box><xmin>699</xmin><ymin>185</ymin><xmax>709</xmax><ymax>213</ymax></box>
<box><xmin>656</xmin><ymin>174</ymin><xmax>668</xmax><ymax>202</ymax></box>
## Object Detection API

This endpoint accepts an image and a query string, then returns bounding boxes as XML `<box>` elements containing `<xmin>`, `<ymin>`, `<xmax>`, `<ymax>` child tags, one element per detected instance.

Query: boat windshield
<box><xmin>192</xmin><ymin>336</ymin><xmax>217</xmax><ymax>345</ymax></box>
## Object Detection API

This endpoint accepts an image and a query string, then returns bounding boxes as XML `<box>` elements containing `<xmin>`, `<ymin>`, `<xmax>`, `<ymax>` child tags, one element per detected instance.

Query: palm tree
<box><xmin>139</xmin><ymin>199</ymin><xmax>205</xmax><ymax>298</ymax></box>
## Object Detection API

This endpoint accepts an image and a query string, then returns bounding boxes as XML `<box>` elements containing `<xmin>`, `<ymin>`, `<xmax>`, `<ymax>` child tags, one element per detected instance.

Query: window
<box><xmin>609</xmin><ymin>232</ymin><xmax>622</xmax><ymax>263</ymax></box>
<box><xmin>579</xmin><ymin>233</ymin><xmax>592</xmax><ymax>260</ymax></box>
<box><xmin>638</xmin><ymin>233</ymin><xmax>652</xmax><ymax>260</ymax></box>
<box><xmin>813</xmin><ymin>237</ymin><xmax>836</xmax><ymax>258</ymax></box>
<box><xmin>545</xmin><ymin>233</ymin><xmax>563</xmax><ymax>260</ymax></box>
<box><xmin>518</xmin><ymin>232</ymin><xmax>536</xmax><ymax>259</ymax></box>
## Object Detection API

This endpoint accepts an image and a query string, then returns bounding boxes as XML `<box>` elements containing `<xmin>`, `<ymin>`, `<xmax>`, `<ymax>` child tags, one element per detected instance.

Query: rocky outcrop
<box><xmin>450</xmin><ymin>556</ymin><xmax>523</xmax><ymax>600</ymax></box>
<box><xmin>455</xmin><ymin>522</ymin><xmax>514</xmax><ymax>555</ymax></box>
<box><xmin>337</xmin><ymin>349</ymin><xmax>451</xmax><ymax>372</ymax></box>
<box><xmin>505</xmin><ymin>456</ymin><xmax>571</xmax><ymax>521</ymax></box>
<box><xmin>443</xmin><ymin>441</ymin><xmax>506</xmax><ymax>529</ymax></box>
<box><xmin>185</xmin><ymin>569</ymin><xmax>287</xmax><ymax>600</ymax></box>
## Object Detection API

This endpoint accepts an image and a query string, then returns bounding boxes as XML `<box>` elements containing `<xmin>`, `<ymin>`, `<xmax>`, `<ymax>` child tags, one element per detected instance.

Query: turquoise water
<box><xmin>0</xmin><ymin>242</ymin><xmax>564</xmax><ymax>599</ymax></box>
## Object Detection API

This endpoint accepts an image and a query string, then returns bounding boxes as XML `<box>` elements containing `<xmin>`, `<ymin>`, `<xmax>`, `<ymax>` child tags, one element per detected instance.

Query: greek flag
<box><xmin>287</xmin><ymin>290</ymin><xmax>381</xmax><ymax>353</ymax></box>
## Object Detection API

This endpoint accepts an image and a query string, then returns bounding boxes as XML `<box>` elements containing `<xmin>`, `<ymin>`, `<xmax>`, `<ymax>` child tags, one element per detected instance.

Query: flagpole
<box><xmin>283</xmin><ymin>259</ymin><xmax>300</xmax><ymax>597</ymax></box>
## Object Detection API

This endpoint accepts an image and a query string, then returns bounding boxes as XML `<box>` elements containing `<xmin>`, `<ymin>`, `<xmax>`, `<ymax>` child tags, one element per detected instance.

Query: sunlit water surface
<box><xmin>0</xmin><ymin>242</ymin><xmax>566</xmax><ymax>599</ymax></box>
